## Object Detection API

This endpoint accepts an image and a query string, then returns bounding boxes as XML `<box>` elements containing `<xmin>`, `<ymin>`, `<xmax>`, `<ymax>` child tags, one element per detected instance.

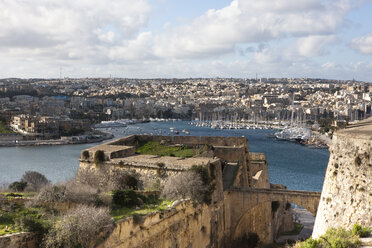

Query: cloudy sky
<box><xmin>1</xmin><ymin>0</ymin><xmax>372</xmax><ymax>80</ymax></box>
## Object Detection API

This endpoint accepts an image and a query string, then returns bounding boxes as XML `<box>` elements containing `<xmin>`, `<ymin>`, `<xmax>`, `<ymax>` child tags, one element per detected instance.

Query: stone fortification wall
<box><xmin>250</xmin><ymin>153</ymin><xmax>270</xmax><ymax>188</ymax></box>
<box><xmin>81</xmin><ymin>135</ymin><xmax>250</xmax><ymax>163</ymax></box>
<box><xmin>109</xmin><ymin>147</ymin><xmax>136</xmax><ymax>159</ymax></box>
<box><xmin>214</xmin><ymin>146</ymin><xmax>245</xmax><ymax>162</ymax></box>
<box><xmin>107</xmin><ymin>135</ymin><xmax>248</xmax><ymax>148</ymax></box>
<box><xmin>98</xmin><ymin>201</ymin><xmax>226</xmax><ymax>248</ymax></box>
<box><xmin>77</xmin><ymin>135</ymin><xmax>297</xmax><ymax>246</ymax></box>
<box><xmin>312</xmin><ymin>128</ymin><xmax>372</xmax><ymax>238</ymax></box>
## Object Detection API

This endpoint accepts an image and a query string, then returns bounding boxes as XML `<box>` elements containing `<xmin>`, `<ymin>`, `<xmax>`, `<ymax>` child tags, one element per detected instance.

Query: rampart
<box><xmin>98</xmin><ymin>201</ymin><xmax>225</xmax><ymax>248</ymax></box>
<box><xmin>78</xmin><ymin>135</ymin><xmax>320</xmax><ymax>246</ymax></box>
<box><xmin>312</xmin><ymin>122</ymin><xmax>372</xmax><ymax>238</ymax></box>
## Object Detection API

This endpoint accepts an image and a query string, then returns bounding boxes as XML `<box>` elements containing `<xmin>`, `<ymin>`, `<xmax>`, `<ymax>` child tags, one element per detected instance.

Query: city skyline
<box><xmin>1</xmin><ymin>0</ymin><xmax>372</xmax><ymax>80</ymax></box>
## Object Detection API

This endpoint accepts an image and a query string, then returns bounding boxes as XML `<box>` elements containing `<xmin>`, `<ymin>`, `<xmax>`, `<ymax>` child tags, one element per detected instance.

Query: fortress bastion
<box><xmin>313</xmin><ymin>119</ymin><xmax>372</xmax><ymax>238</ymax></box>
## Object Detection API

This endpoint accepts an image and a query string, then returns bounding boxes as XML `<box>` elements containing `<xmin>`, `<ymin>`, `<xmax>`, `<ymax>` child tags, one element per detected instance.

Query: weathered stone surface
<box><xmin>0</xmin><ymin>233</ymin><xmax>39</xmax><ymax>248</ymax></box>
<box><xmin>313</xmin><ymin>123</ymin><xmax>372</xmax><ymax>238</ymax></box>
<box><xmin>98</xmin><ymin>201</ymin><xmax>226</xmax><ymax>248</ymax></box>
<box><xmin>226</xmin><ymin>188</ymin><xmax>320</xmax><ymax>243</ymax></box>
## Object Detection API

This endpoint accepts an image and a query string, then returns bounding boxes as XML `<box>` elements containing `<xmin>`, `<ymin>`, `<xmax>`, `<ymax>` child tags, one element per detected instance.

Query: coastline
<box><xmin>0</xmin><ymin>130</ymin><xmax>114</xmax><ymax>147</ymax></box>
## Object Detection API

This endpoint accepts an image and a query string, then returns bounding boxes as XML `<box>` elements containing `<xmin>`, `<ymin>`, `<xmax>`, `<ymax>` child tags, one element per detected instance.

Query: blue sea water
<box><xmin>0</xmin><ymin>121</ymin><xmax>329</xmax><ymax>192</ymax></box>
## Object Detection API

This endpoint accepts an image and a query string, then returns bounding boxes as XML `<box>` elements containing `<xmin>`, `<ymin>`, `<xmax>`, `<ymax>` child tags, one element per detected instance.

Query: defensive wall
<box><xmin>225</xmin><ymin>188</ymin><xmax>321</xmax><ymax>243</ymax></box>
<box><xmin>79</xmin><ymin>135</ymin><xmax>321</xmax><ymax>246</ymax></box>
<box><xmin>98</xmin><ymin>201</ymin><xmax>225</xmax><ymax>248</ymax></box>
<box><xmin>313</xmin><ymin>120</ymin><xmax>372</xmax><ymax>238</ymax></box>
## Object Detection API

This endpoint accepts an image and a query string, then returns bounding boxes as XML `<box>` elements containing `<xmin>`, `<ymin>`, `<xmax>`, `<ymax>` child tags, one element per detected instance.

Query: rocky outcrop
<box><xmin>312</xmin><ymin>123</ymin><xmax>372</xmax><ymax>238</ymax></box>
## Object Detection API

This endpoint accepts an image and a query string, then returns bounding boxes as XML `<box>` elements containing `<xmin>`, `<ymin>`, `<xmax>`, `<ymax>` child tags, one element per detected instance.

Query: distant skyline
<box><xmin>1</xmin><ymin>0</ymin><xmax>372</xmax><ymax>81</ymax></box>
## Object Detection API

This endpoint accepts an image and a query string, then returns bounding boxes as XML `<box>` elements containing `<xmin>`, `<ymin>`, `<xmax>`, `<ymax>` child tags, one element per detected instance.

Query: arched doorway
<box><xmin>232</xmin><ymin>201</ymin><xmax>315</xmax><ymax>244</ymax></box>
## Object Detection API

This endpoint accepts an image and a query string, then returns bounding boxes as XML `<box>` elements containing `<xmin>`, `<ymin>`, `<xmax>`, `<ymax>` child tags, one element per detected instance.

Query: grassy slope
<box><xmin>136</xmin><ymin>141</ymin><xmax>197</xmax><ymax>158</ymax></box>
<box><xmin>0</xmin><ymin>206</ymin><xmax>50</xmax><ymax>236</ymax></box>
<box><xmin>111</xmin><ymin>199</ymin><xmax>173</xmax><ymax>221</ymax></box>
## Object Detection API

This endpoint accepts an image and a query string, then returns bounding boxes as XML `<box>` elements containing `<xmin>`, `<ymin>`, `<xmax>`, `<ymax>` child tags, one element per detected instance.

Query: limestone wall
<box><xmin>250</xmin><ymin>152</ymin><xmax>270</xmax><ymax>189</ymax></box>
<box><xmin>214</xmin><ymin>146</ymin><xmax>245</xmax><ymax>162</ymax></box>
<box><xmin>110</xmin><ymin>147</ymin><xmax>136</xmax><ymax>159</ymax></box>
<box><xmin>312</xmin><ymin>131</ymin><xmax>372</xmax><ymax>238</ymax></box>
<box><xmin>105</xmin><ymin>135</ymin><xmax>248</xmax><ymax>148</ymax></box>
<box><xmin>98</xmin><ymin>201</ymin><xmax>226</xmax><ymax>248</ymax></box>
<box><xmin>173</xmin><ymin>135</ymin><xmax>199</xmax><ymax>145</ymax></box>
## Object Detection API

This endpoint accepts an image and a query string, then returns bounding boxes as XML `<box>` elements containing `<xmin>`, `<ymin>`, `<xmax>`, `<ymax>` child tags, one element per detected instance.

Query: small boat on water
<box><xmin>182</xmin><ymin>129</ymin><xmax>190</xmax><ymax>135</ymax></box>
<box><xmin>94</xmin><ymin>120</ymin><xmax>127</xmax><ymax>128</ymax></box>
<box><xmin>274</xmin><ymin>127</ymin><xmax>312</xmax><ymax>142</ymax></box>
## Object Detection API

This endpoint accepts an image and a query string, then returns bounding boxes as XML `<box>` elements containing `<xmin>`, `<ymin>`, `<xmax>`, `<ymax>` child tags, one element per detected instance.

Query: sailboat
<box><xmin>169</xmin><ymin>120</ymin><xmax>175</xmax><ymax>132</ymax></box>
<box><xmin>274</xmin><ymin>95</ymin><xmax>312</xmax><ymax>142</ymax></box>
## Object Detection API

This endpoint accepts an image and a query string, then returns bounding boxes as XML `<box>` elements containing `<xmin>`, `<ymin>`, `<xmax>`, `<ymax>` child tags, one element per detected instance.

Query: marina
<box><xmin>0</xmin><ymin>121</ymin><xmax>329</xmax><ymax>192</ymax></box>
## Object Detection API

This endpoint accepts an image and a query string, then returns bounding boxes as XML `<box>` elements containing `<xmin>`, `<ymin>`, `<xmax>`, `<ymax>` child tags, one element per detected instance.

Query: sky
<box><xmin>1</xmin><ymin>0</ymin><xmax>372</xmax><ymax>81</ymax></box>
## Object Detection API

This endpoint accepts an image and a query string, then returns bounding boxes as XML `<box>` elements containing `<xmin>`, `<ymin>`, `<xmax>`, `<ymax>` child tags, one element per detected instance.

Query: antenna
<box><xmin>59</xmin><ymin>67</ymin><xmax>63</xmax><ymax>79</ymax></box>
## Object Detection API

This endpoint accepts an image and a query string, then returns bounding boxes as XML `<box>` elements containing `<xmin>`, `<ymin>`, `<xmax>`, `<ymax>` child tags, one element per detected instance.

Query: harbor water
<box><xmin>0</xmin><ymin>121</ymin><xmax>329</xmax><ymax>192</ymax></box>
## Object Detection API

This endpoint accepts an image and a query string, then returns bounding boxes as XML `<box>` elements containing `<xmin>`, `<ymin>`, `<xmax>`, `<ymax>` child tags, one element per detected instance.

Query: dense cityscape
<box><xmin>1</xmin><ymin>0</ymin><xmax>372</xmax><ymax>247</ymax></box>
<box><xmin>0</xmin><ymin>77</ymin><xmax>371</xmax><ymax>141</ymax></box>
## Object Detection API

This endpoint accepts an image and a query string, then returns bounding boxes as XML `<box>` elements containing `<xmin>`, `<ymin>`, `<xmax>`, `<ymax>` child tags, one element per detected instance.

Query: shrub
<box><xmin>190</xmin><ymin>165</ymin><xmax>215</xmax><ymax>204</ymax></box>
<box><xmin>296</xmin><ymin>227</ymin><xmax>361</xmax><ymax>248</ymax></box>
<box><xmin>161</xmin><ymin>171</ymin><xmax>207</xmax><ymax>203</ymax></box>
<box><xmin>21</xmin><ymin>171</ymin><xmax>50</xmax><ymax>191</ymax></box>
<box><xmin>9</xmin><ymin>181</ymin><xmax>28</xmax><ymax>192</ymax></box>
<box><xmin>112</xmin><ymin>189</ymin><xmax>139</xmax><ymax>208</ymax></box>
<box><xmin>109</xmin><ymin>170</ymin><xmax>139</xmax><ymax>190</ymax></box>
<box><xmin>78</xmin><ymin>167</ymin><xmax>141</xmax><ymax>191</ymax></box>
<box><xmin>32</xmin><ymin>181</ymin><xmax>100</xmax><ymax>206</ymax></box>
<box><xmin>16</xmin><ymin>215</ymin><xmax>49</xmax><ymax>234</ymax></box>
<box><xmin>190</xmin><ymin>165</ymin><xmax>211</xmax><ymax>185</ymax></box>
<box><xmin>321</xmin><ymin>227</ymin><xmax>361</xmax><ymax>248</ymax></box>
<box><xmin>93</xmin><ymin>150</ymin><xmax>105</xmax><ymax>165</ymax></box>
<box><xmin>231</xmin><ymin>232</ymin><xmax>260</xmax><ymax>248</ymax></box>
<box><xmin>78</xmin><ymin>167</ymin><xmax>107</xmax><ymax>189</ymax></box>
<box><xmin>144</xmin><ymin>179</ymin><xmax>162</xmax><ymax>192</ymax></box>
<box><xmin>295</xmin><ymin>237</ymin><xmax>320</xmax><ymax>248</ymax></box>
<box><xmin>81</xmin><ymin>150</ymin><xmax>90</xmax><ymax>160</ymax></box>
<box><xmin>352</xmin><ymin>224</ymin><xmax>371</xmax><ymax>238</ymax></box>
<box><xmin>43</xmin><ymin>205</ymin><xmax>113</xmax><ymax>248</ymax></box>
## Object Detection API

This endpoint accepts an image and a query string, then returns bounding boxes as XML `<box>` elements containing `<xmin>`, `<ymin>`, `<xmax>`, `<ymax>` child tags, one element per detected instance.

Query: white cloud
<box><xmin>152</xmin><ymin>0</ymin><xmax>350</xmax><ymax>59</ymax></box>
<box><xmin>296</xmin><ymin>35</ymin><xmax>338</xmax><ymax>57</ymax></box>
<box><xmin>0</xmin><ymin>0</ymin><xmax>370</xmax><ymax>80</ymax></box>
<box><xmin>351</xmin><ymin>33</ymin><xmax>372</xmax><ymax>54</ymax></box>
<box><xmin>0</xmin><ymin>0</ymin><xmax>151</xmax><ymax>60</ymax></box>
<box><xmin>108</xmin><ymin>32</ymin><xmax>155</xmax><ymax>61</ymax></box>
